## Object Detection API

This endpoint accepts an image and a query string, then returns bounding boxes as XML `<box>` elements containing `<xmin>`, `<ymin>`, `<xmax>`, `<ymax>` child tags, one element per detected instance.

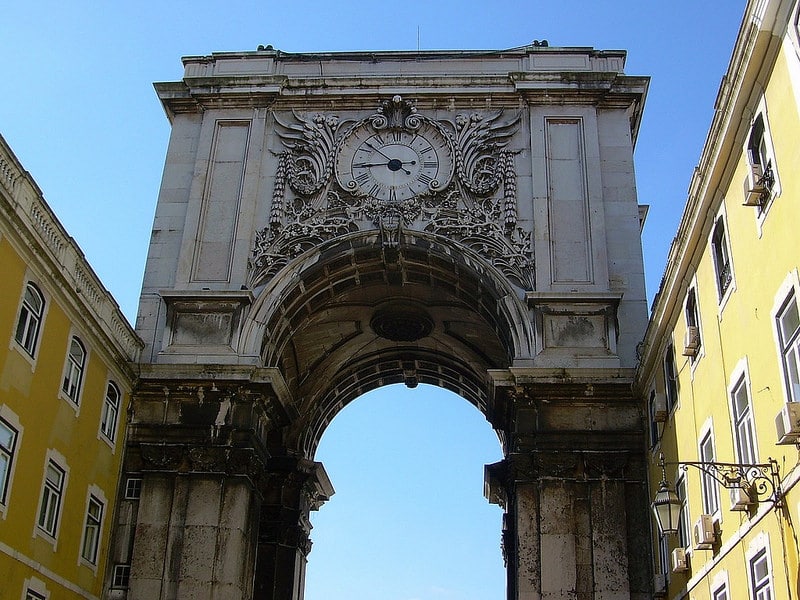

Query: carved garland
<box><xmin>249</xmin><ymin>98</ymin><xmax>534</xmax><ymax>290</ymax></box>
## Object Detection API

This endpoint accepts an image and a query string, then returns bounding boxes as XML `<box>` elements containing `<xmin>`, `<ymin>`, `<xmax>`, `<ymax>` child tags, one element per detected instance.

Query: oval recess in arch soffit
<box><xmin>255</xmin><ymin>234</ymin><xmax>515</xmax><ymax>455</ymax></box>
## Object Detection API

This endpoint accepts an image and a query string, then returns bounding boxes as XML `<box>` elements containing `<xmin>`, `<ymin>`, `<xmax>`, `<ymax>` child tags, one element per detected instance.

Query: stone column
<box><xmin>253</xmin><ymin>457</ymin><xmax>334</xmax><ymax>600</ymax></box>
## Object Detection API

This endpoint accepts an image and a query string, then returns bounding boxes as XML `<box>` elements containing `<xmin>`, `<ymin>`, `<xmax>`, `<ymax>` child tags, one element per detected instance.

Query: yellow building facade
<box><xmin>0</xmin><ymin>136</ymin><xmax>141</xmax><ymax>599</ymax></box>
<box><xmin>638</xmin><ymin>0</ymin><xmax>800</xmax><ymax>597</ymax></box>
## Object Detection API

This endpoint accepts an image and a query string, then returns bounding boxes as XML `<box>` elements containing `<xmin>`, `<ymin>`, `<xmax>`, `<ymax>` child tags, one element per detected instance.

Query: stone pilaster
<box><xmin>485</xmin><ymin>373</ymin><xmax>651</xmax><ymax>599</ymax></box>
<box><xmin>118</xmin><ymin>366</ymin><xmax>287</xmax><ymax>600</ymax></box>
<box><xmin>253</xmin><ymin>457</ymin><xmax>334</xmax><ymax>600</ymax></box>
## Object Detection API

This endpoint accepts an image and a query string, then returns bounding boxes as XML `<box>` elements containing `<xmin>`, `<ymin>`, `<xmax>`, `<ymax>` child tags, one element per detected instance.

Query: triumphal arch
<box><xmin>112</xmin><ymin>45</ymin><xmax>652</xmax><ymax>599</ymax></box>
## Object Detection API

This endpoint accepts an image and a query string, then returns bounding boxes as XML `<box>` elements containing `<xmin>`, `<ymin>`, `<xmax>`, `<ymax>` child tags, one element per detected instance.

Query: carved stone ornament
<box><xmin>248</xmin><ymin>97</ymin><xmax>534</xmax><ymax>290</ymax></box>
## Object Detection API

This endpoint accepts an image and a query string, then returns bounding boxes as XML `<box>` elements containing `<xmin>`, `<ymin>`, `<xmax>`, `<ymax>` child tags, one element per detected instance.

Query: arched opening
<box><xmin>305</xmin><ymin>384</ymin><xmax>505</xmax><ymax>600</ymax></box>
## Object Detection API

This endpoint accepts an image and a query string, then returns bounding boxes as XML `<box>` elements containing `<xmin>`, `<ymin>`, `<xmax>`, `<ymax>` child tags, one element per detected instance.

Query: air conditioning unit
<box><xmin>743</xmin><ymin>162</ymin><xmax>766</xmax><ymax>206</ymax></box>
<box><xmin>653</xmin><ymin>393</ymin><xmax>668</xmax><ymax>423</ymax></box>
<box><xmin>682</xmin><ymin>326</ymin><xmax>700</xmax><ymax>357</ymax></box>
<box><xmin>730</xmin><ymin>485</ymin><xmax>754</xmax><ymax>511</ymax></box>
<box><xmin>653</xmin><ymin>573</ymin><xmax>667</xmax><ymax>596</ymax></box>
<box><xmin>693</xmin><ymin>514</ymin><xmax>716</xmax><ymax>550</ymax></box>
<box><xmin>775</xmin><ymin>402</ymin><xmax>800</xmax><ymax>444</ymax></box>
<box><xmin>671</xmin><ymin>547</ymin><xmax>689</xmax><ymax>573</ymax></box>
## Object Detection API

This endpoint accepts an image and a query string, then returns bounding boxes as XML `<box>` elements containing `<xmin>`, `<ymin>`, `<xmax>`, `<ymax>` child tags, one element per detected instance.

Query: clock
<box><xmin>335</xmin><ymin>121</ymin><xmax>454</xmax><ymax>201</ymax></box>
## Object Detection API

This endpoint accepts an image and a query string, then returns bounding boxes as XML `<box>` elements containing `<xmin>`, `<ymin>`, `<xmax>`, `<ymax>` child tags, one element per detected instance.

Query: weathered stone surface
<box><xmin>113</xmin><ymin>45</ymin><xmax>652</xmax><ymax>600</ymax></box>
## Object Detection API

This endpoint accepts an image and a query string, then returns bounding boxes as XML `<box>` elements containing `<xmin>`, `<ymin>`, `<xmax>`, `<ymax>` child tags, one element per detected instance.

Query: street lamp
<box><xmin>652</xmin><ymin>453</ymin><xmax>682</xmax><ymax>536</ymax></box>
<box><xmin>650</xmin><ymin>452</ymin><xmax>783</xmax><ymax>537</ymax></box>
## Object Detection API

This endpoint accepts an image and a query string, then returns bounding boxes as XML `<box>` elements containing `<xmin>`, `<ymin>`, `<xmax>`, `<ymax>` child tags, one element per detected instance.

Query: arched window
<box><xmin>14</xmin><ymin>283</ymin><xmax>45</xmax><ymax>356</ymax></box>
<box><xmin>101</xmin><ymin>382</ymin><xmax>120</xmax><ymax>441</ymax></box>
<box><xmin>62</xmin><ymin>337</ymin><xmax>86</xmax><ymax>404</ymax></box>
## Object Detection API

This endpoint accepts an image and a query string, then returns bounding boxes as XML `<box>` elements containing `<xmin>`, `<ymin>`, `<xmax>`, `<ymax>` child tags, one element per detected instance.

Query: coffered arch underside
<box><xmin>242</xmin><ymin>229</ymin><xmax>532</xmax><ymax>456</ymax></box>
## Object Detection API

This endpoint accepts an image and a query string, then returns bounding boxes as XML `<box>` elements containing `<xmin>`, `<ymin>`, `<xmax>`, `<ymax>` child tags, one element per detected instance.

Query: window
<box><xmin>664</xmin><ymin>344</ymin><xmax>679</xmax><ymax>412</ymax></box>
<box><xmin>699</xmin><ymin>431</ymin><xmax>720</xmax><ymax>515</ymax></box>
<box><xmin>777</xmin><ymin>292</ymin><xmax>800</xmax><ymax>402</ymax></box>
<box><xmin>81</xmin><ymin>495</ymin><xmax>103</xmax><ymax>564</ymax></box>
<box><xmin>750</xmin><ymin>548</ymin><xmax>773</xmax><ymax>600</ymax></box>
<box><xmin>26</xmin><ymin>590</ymin><xmax>46</xmax><ymax>600</ymax></box>
<box><xmin>112</xmin><ymin>564</ymin><xmax>131</xmax><ymax>589</ymax></box>
<box><xmin>37</xmin><ymin>461</ymin><xmax>65</xmax><ymax>536</ymax></box>
<box><xmin>100</xmin><ymin>382</ymin><xmax>120</xmax><ymax>442</ymax></box>
<box><xmin>711</xmin><ymin>218</ymin><xmax>732</xmax><ymax>300</ymax></box>
<box><xmin>731</xmin><ymin>375</ymin><xmax>757</xmax><ymax>465</ymax></box>
<box><xmin>746</xmin><ymin>113</ymin><xmax>778</xmax><ymax>213</ymax></box>
<box><xmin>125</xmin><ymin>477</ymin><xmax>142</xmax><ymax>500</ymax></box>
<box><xmin>712</xmin><ymin>584</ymin><xmax>728</xmax><ymax>600</ymax></box>
<box><xmin>676</xmin><ymin>474</ymin><xmax>690</xmax><ymax>549</ymax></box>
<box><xmin>61</xmin><ymin>337</ymin><xmax>86</xmax><ymax>404</ymax></box>
<box><xmin>657</xmin><ymin>533</ymin><xmax>669</xmax><ymax>577</ymax></box>
<box><xmin>648</xmin><ymin>390</ymin><xmax>660</xmax><ymax>446</ymax></box>
<box><xmin>684</xmin><ymin>289</ymin><xmax>702</xmax><ymax>360</ymax></box>
<box><xmin>14</xmin><ymin>283</ymin><xmax>44</xmax><ymax>357</ymax></box>
<box><xmin>0</xmin><ymin>418</ymin><xmax>17</xmax><ymax>505</ymax></box>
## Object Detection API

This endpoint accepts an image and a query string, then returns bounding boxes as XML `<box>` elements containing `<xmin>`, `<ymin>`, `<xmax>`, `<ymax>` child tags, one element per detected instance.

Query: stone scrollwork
<box><xmin>249</xmin><ymin>98</ymin><xmax>534</xmax><ymax>290</ymax></box>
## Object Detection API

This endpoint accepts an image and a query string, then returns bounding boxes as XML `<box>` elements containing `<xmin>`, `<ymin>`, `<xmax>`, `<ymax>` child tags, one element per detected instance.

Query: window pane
<box><xmin>82</xmin><ymin>496</ymin><xmax>103</xmax><ymax>562</ymax></box>
<box><xmin>15</xmin><ymin>285</ymin><xmax>44</xmax><ymax>356</ymax></box>
<box><xmin>24</xmin><ymin>285</ymin><xmax>43</xmax><ymax>313</ymax></box>
<box><xmin>62</xmin><ymin>338</ymin><xmax>85</xmax><ymax>402</ymax></box>
<box><xmin>778</xmin><ymin>294</ymin><xmax>800</xmax><ymax>402</ymax></box>
<box><xmin>779</xmin><ymin>299</ymin><xmax>800</xmax><ymax>344</ymax></box>
<box><xmin>0</xmin><ymin>422</ymin><xmax>14</xmax><ymax>450</ymax></box>
<box><xmin>700</xmin><ymin>433</ymin><xmax>719</xmax><ymax>513</ymax></box>
<box><xmin>732</xmin><ymin>377</ymin><xmax>757</xmax><ymax>464</ymax></box>
<box><xmin>101</xmin><ymin>383</ymin><xmax>120</xmax><ymax>440</ymax></box>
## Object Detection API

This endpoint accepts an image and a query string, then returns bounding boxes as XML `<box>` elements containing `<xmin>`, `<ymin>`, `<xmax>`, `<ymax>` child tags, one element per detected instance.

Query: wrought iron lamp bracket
<box><xmin>672</xmin><ymin>459</ymin><xmax>783</xmax><ymax>508</ymax></box>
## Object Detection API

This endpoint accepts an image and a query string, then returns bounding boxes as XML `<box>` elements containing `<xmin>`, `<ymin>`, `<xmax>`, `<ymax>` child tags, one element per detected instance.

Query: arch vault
<box><xmin>111</xmin><ymin>47</ymin><xmax>653</xmax><ymax>599</ymax></box>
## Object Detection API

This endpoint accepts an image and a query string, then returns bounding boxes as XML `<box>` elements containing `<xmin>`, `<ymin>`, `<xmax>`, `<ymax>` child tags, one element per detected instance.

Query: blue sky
<box><xmin>1</xmin><ymin>2</ymin><xmax>745</xmax><ymax>598</ymax></box>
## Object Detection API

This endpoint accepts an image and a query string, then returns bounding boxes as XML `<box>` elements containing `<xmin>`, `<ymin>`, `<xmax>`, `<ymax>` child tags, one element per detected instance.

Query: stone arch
<box><xmin>121</xmin><ymin>47</ymin><xmax>654</xmax><ymax>600</ymax></box>
<box><xmin>240</xmin><ymin>229</ymin><xmax>533</xmax><ymax>457</ymax></box>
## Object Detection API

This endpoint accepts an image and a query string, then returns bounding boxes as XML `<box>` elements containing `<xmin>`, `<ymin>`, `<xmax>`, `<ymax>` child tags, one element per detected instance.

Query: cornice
<box><xmin>636</xmin><ymin>0</ymin><xmax>791</xmax><ymax>387</ymax></box>
<box><xmin>156</xmin><ymin>47</ymin><xmax>647</xmax><ymax>130</ymax></box>
<box><xmin>0</xmin><ymin>134</ymin><xmax>143</xmax><ymax>367</ymax></box>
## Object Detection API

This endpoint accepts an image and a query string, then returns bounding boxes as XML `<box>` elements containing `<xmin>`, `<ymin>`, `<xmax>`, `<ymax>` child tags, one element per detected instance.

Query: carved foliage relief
<box><xmin>248</xmin><ymin>96</ymin><xmax>534</xmax><ymax>290</ymax></box>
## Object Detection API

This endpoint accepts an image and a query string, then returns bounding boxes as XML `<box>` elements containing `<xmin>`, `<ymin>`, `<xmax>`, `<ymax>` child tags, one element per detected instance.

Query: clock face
<box><xmin>335</xmin><ymin>122</ymin><xmax>454</xmax><ymax>201</ymax></box>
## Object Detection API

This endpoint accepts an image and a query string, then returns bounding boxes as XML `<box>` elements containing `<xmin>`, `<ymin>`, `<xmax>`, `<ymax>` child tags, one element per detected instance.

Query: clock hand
<box><xmin>363</xmin><ymin>142</ymin><xmax>393</xmax><ymax>161</ymax></box>
<box><xmin>354</xmin><ymin>161</ymin><xmax>418</xmax><ymax>168</ymax></box>
<box><xmin>362</xmin><ymin>142</ymin><xmax>414</xmax><ymax>175</ymax></box>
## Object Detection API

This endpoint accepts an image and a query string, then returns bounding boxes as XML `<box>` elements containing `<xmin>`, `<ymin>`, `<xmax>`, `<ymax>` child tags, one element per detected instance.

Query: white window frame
<box><xmin>712</xmin><ymin>583</ymin><xmax>728</xmax><ymax>600</ymax></box>
<box><xmin>60</xmin><ymin>335</ymin><xmax>87</xmax><ymax>407</ymax></box>
<box><xmin>729</xmin><ymin>361</ymin><xmax>758</xmax><ymax>466</ymax></box>
<box><xmin>0</xmin><ymin>409</ymin><xmax>22</xmax><ymax>516</ymax></box>
<box><xmin>648</xmin><ymin>389</ymin><xmax>660</xmax><ymax>447</ymax></box>
<box><xmin>124</xmin><ymin>476</ymin><xmax>143</xmax><ymax>500</ymax></box>
<box><xmin>22</xmin><ymin>576</ymin><xmax>49</xmax><ymax>600</ymax></box>
<box><xmin>9</xmin><ymin>279</ymin><xmax>49</xmax><ymax>370</ymax></box>
<box><xmin>776</xmin><ymin>290</ymin><xmax>800</xmax><ymax>403</ymax></box>
<box><xmin>99</xmin><ymin>381</ymin><xmax>121</xmax><ymax>444</ymax></box>
<box><xmin>13</xmin><ymin>282</ymin><xmax>45</xmax><ymax>358</ymax></box>
<box><xmin>675</xmin><ymin>471</ymin><xmax>691</xmax><ymax>549</ymax></box>
<box><xmin>710</xmin><ymin>211</ymin><xmax>734</xmax><ymax>306</ymax></box>
<box><xmin>34</xmin><ymin>450</ymin><xmax>69</xmax><ymax>547</ymax></box>
<box><xmin>684</xmin><ymin>285</ymin><xmax>704</xmax><ymax>367</ymax></box>
<box><xmin>749</xmin><ymin>546</ymin><xmax>774</xmax><ymax>600</ymax></box>
<box><xmin>657</xmin><ymin>530</ymin><xmax>669</xmax><ymax>577</ymax></box>
<box><xmin>746</xmin><ymin>101</ymin><xmax>781</xmax><ymax>229</ymax></box>
<box><xmin>699</xmin><ymin>426</ymin><xmax>720</xmax><ymax>518</ymax></box>
<box><xmin>771</xmin><ymin>272</ymin><xmax>800</xmax><ymax>404</ymax></box>
<box><xmin>710</xmin><ymin>570</ymin><xmax>730</xmax><ymax>600</ymax></box>
<box><xmin>111</xmin><ymin>564</ymin><xmax>131</xmax><ymax>589</ymax></box>
<box><xmin>79</xmin><ymin>486</ymin><xmax>106</xmax><ymax>569</ymax></box>
<box><xmin>663</xmin><ymin>342</ymin><xmax>679</xmax><ymax>413</ymax></box>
